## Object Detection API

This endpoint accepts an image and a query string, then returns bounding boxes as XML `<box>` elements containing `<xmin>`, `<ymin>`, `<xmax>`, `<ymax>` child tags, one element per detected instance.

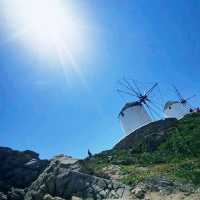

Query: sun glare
<box><xmin>1</xmin><ymin>0</ymin><xmax>89</xmax><ymax>60</ymax></box>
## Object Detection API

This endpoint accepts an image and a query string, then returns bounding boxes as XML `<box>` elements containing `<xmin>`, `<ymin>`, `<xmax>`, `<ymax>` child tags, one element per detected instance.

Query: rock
<box><xmin>43</xmin><ymin>194</ymin><xmax>65</xmax><ymax>200</ymax></box>
<box><xmin>0</xmin><ymin>192</ymin><xmax>7</xmax><ymax>200</ymax></box>
<box><xmin>145</xmin><ymin>176</ymin><xmax>176</xmax><ymax>194</ymax></box>
<box><xmin>0</xmin><ymin>147</ymin><xmax>49</xmax><ymax>194</ymax></box>
<box><xmin>114</xmin><ymin>118</ymin><xmax>177</xmax><ymax>152</ymax></box>
<box><xmin>23</xmin><ymin>150</ymin><xmax>39</xmax><ymax>159</ymax></box>
<box><xmin>101</xmin><ymin>165</ymin><xmax>121</xmax><ymax>181</ymax></box>
<box><xmin>131</xmin><ymin>185</ymin><xmax>146</xmax><ymax>199</ymax></box>
<box><xmin>71</xmin><ymin>197</ymin><xmax>82</xmax><ymax>200</ymax></box>
<box><xmin>25</xmin><ymin>156</ymin><xmax>132</xmax><ymax>200</ymax></box>
<box><xmin>7</xmin><ymin>188</ymin><xmax>25</xmax><ymax>200</ymax></box>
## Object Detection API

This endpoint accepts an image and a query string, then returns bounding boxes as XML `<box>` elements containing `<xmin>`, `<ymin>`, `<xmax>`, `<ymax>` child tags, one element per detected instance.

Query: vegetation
<box><xmin>80</xmin><ymin>113</ymin><xmax>200</xmax><ymax>187</ymax></box>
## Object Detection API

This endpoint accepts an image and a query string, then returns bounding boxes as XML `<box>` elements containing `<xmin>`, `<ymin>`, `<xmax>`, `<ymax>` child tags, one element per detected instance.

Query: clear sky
<box><xmin>0</xmin><ymin>0</ymin><xmax>200</xmax><ymax>159</ymax></box>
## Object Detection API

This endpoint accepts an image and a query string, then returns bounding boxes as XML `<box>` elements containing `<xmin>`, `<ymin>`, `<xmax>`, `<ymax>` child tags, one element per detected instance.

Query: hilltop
<box><xmin>1</xmin><ymin>113</ymin><xmax>200</xmax><ymax>200</ymax></box>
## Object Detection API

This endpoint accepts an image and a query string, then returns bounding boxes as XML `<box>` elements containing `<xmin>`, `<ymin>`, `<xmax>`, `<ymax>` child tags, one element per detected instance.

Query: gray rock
<box><xmin>145</xmin><ymin>176</ymin><xmax>176</xmax><ymax>193</ymax></box>
<box><xmin>43</xmin><ymin>194</ymin><xmax>65</xmax><ymax>200</ymax></box>
<box><xmin>132</xmin><ymin>186</ymin><xmax>145</xmax><ymax>199</ymax></box>
<box><xmin>7</xmin><ymin>188</ymin><xmax>25</xmax><ymax>200</ymax></box>
<box><xmin>0</xmin><ymin>147</ymin><xmax>49</xmax><ymax>194</ymax></box>
<box><xmin>0</xmin><ymin>192</ymin><xmax>7</xmax><ymax>200</ymax></box>
<box><xmin>25</xmin><ymin>156</ymin><xmax>132</xmax><ymax>200</ymax></box>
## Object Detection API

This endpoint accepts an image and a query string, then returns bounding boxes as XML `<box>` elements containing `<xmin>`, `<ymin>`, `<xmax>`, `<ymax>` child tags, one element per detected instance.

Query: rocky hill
<box><xmin>1</xmin><ymin>113</ymin><xmax>200</xmax><ymax>200</ymax></box>
<box><xmin>114</xmin><ymin>118</ymin><xmax>177</xmax><ymax>151</ymax></box>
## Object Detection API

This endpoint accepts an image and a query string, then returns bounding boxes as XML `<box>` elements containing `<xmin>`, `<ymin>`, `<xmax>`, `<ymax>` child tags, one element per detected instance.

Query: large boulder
<box><xmin>0</xmin><ymin>147</ymin><xmax>49</xmax><ymax>194</ymax></box>
<box><xmin>25</xmin><ymin>156</ymin><xmax>132</xmax><ymax>200</ymax></box>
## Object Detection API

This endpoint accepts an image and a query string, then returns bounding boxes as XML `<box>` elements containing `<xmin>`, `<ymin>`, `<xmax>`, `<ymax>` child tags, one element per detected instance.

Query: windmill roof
<box><xmin>119</xmin><ymin>101</ymin><xmax>142</xmax><ymax>115</ymax></box>
<box><xmin>164</xmin><ymin>101</ymin><xmax>179</xmax><ymax>110</ymax></box>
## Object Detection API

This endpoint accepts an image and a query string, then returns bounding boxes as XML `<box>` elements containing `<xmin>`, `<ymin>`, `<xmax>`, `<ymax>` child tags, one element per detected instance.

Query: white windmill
<box><xmin>164</xmin><ymin>86</ymin><xmax>195</xmax><ymax>119</ymax></box>
<box><xmin>117</xmin><ymin>79</ymin><xmax>161</xmax><ymax>135</ymax></box>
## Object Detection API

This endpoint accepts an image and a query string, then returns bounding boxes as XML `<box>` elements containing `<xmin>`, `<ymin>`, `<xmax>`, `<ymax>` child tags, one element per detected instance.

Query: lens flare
<box><xmin>1</xmin><ymin>0</ymin><xmax>90</xmax><ymax>59</ymax></box>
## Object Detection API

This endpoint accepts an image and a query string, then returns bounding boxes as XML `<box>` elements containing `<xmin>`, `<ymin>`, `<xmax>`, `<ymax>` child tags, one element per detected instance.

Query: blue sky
<box><xmin>0</xmin><ymin>0</ymin><xmax>200</xmax><ymax>159</ymax></box>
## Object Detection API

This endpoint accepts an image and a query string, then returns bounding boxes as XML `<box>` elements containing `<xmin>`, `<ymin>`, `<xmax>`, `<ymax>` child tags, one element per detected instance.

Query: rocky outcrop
<box><xmin>130</xmin><ymin>176</ymin><xmax>200</xmax><ymax>200</ymax></box>
<box><xmin>0</xmin><ymin>148</ymin><xmax>132</xmax><ymax>200</ymax></box>
<box><xmin>0</xmin><ymin>147</ymin><xmax>49</xmax><ymax>195</ymax></box>
<box><xmin>114</xmin><ymin>118</ymin><xmax>177</xmax><ymax>152</ymax></box>
<box><xmin>25</xmin><ymin>155</ymin><xmax>132</xmax><ymax>200</ymax></box>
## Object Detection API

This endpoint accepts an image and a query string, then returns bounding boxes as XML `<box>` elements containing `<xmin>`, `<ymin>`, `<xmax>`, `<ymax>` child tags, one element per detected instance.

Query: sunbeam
<box><xmin>1</xmin><ymin>0</ymin><xmax>90</xmax><ymax>63</ymax></box>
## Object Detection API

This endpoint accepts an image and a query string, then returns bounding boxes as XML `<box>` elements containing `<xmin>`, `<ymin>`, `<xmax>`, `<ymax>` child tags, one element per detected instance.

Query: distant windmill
<box><xmin>164</xmin><ymin>86</ymin><xmax>196</xmax><ymax>119</ymax></box>
<box><xmin>117</xmin><ymin>78</ymin><xmax>162</xmax><ymax>135</ymax></box>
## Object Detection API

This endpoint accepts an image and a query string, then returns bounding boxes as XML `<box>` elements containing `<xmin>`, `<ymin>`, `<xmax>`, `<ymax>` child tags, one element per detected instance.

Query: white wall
<box><xmin>164</xmin><ymin>102</ymin><xmax>191</xmax><ymax>119</ymax></box>
<box><xmin>119</xmin><ymin>105</ymin><xmax>152</xmax><ymax>135</ymax></box>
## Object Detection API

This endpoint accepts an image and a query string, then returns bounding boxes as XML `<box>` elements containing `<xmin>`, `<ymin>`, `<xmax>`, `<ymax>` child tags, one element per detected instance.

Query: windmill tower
<box><xmin>164</xmin><ymin>86</ymin><xmax>195</xmax><ymax>119</ymax></box>
<box><xmin>118</xmin><ymin>79</ymin><xmax>160</xmax><ymax>135</ymax></box>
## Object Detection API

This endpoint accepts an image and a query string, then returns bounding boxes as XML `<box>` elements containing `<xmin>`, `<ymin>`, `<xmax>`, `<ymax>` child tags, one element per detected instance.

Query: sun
<box><xmin>1</xmin><ymin>0</ymin><xmax>89</xmax><ymax>59</ymax></box>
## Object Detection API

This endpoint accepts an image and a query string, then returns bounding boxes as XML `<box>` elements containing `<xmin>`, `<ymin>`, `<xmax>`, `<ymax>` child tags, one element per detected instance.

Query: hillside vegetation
<box><xmin>1</xmin><ymin>113</ymin><xmax>200</xmax><ymax>200</ymax></box>
<box><xmin>80</xmin><ymin>113</ymin><xmax>200</xmax><ymax>187</ymax></box>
